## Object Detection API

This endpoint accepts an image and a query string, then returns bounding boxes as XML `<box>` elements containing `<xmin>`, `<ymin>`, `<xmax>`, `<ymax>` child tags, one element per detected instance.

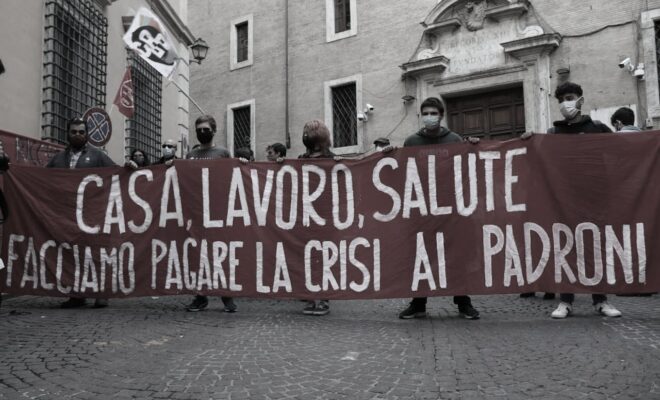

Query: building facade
<box><xmin>189</xmin><ymin>0</ymin><xmax>660</xmax><ymax>160</ymax></box>
<box><xmin>0</xmin><ymin>0</ymin><xmax>196</xmax><ymax>165</ymax></box>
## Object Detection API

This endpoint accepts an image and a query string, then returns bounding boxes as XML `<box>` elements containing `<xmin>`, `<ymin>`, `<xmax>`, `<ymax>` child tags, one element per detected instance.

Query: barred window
<box><xmin>42</xmin><ymin>0</ymin><xmax>107</xmax><ymax>144</ymax></box>
<box><xmin>236</xmin><ymin>22</ymin><xmax>249</xmax><ymax>63</ymax></box>
<box><xmin>126</xmin><ymin>51</ymin><xmax>162</xmax><ymax>163</ymax></box>
<box><xmin>331</xmin><ymin>83</ymin><xmax>357</xmax><ymax>148</ymax></box>
<box><xmin>233</xmin><ymin>106</ymin><xmax>251</xmax><ymax>152</ymax></box>
<box><xmin>334</xmin><ymin>0</ymin><xmax>351</xmax><ymax>33</ymax></box>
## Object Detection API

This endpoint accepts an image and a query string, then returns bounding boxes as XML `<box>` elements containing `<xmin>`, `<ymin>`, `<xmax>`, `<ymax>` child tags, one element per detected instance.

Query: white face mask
<box><xmin>162</xmin><ymin>147</ymin><xmax>175</xmax><ymax>158</ymax></box>
<box><xmin>559</xmin><ymin>98</ymin><xmax>582</xmax><ymax>120</ymax></box>
<box><xmin>422</xmin><ymin>115</ymin><xmax>440</xmax><ymax>130</ymax></box>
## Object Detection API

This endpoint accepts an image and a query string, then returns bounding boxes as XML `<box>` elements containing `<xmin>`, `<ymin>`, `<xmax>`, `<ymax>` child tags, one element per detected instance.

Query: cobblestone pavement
<box><xmin>0</xmin><ymin>294</ymin><xmax>659</xmax><ymax>400</ymax></box>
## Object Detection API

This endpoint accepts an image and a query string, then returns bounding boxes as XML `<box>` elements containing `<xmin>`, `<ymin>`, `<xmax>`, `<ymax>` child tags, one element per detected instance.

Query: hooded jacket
<box><xmin>403</xmin><ymin>127</ymin><xmax>462</xmax><ymax>147</ymax></box>
<box><xmin>547</xmin><ymin>115</ymin><xmax>612</xmax><ymax>134</ymax></box>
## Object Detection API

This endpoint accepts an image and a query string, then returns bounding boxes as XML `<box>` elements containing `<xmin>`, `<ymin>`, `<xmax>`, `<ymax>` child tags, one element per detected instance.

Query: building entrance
<box><xmin>445</xmin><ymin>86</ymin><xmax>525</xmax><ymax>140</ymax></box>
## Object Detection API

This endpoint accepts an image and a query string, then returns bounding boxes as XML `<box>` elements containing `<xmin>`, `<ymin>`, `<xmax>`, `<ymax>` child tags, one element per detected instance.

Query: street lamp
<box><xmin>190</xmin><ymin>38</ymin><xmax>209</xmax><ymax>64</ymax></box>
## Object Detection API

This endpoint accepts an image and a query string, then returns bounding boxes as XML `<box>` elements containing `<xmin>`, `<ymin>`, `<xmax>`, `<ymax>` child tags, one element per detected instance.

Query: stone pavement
<box><xmin>0</xmin><ymin>294</ymin><xmax>659</xmax><ymax>400</ymax></box>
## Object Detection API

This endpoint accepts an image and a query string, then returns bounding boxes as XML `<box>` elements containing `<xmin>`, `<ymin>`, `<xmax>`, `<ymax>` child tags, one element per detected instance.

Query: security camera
<box><xmin>357</xmin><ymin>112</ymin><xmax>368</xmax><ymax>122</ymax></box>
<box><xmin>633</xmin><ymin>64</ymin><xmax>645</xmax><ymax>78</ymax></box>
<box><xmin>366</xmin><ymin>103</ymin><xmax>374</xmax><ymax>112</ymax></box>
<box><xmin>619</xmin><ymin>58</ymin><xmax>632</xmax><ymax>71</ymax></box>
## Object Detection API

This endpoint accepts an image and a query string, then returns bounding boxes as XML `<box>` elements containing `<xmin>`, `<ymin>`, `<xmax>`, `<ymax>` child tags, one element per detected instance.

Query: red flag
<box><xmin>113</xmin><ymin>67</ymin><xmax>135</xmax><ymax>118</ymax></box>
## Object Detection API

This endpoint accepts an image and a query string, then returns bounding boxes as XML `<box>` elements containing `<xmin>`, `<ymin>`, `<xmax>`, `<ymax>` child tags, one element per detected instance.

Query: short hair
<box><xmin>610</xmin><ymin>107</ymin><xmax>635</xmax><ymax>126</ymax></box>
<box><xmin>302</xmin><ymin>120</ymin><xmax>332</xmax><ymax>151</ymax></box>
<box><xmin>420</xmin><ymin>97</ymin><xmax>445</xmax><ymax>114</ymax></box>
<box><xmin>234</xmin><ymin>147</ymin><xmax>254</xmax><ymax>161</ymax></box>
<box><xmin>67</xmin><ymin>117</ymin><xmax>86</xmax><ymax>133</ymax></box>
<box><xmin>267</xmin><ymin>142</ymin><xmax>287</xmax><ymax>157</ymax></box>
<box><xmin>554</xmin><ymin>82</ymin><xmax>583</xmax><ymax>100</ymax></box>
<box><xmin>195</xmin><ymin>114</ymin><xmax>217</xmax><ymax>132</ymax></box>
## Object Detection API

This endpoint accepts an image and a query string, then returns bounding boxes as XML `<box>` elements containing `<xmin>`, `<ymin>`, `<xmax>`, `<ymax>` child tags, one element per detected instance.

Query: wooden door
<box><xmin>445</xmin><ymin>87</ymin><xmax>525</xmax><ymax>140</ymax></box>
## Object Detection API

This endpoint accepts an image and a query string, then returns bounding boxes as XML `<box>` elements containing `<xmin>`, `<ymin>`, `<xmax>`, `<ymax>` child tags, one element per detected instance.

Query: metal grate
<box><xmin>331</xmin><ymin>83</ymin><xmax>357</xmax><ymax>147</ymax></box>
<box><xmin>233</xmin><ymin>106</ymin><xmax>251</xmax><ymax>152</ymax></box>
<box><xmin>42</xmin><ymin>0</ymin><xmax>108</xmax><ymax>144</ymax></box>
<box><xmin>125</xmin><ymin>51</ymin><xmax>162</xmax><ymax>163</ymax></box>
<box><xmin>656</xmin><ymin>21</ymin><xmax>660</xmax><ymax>102</ymax></box>
<box><xmin>334</xmin><ymin>0</ymin><xmax>351</xmax><ymax>33</ymax></box>
<box><xmin>236</xmin><ymin>22</ymin><xmax>248</xmax><ymax>63</ymax></box>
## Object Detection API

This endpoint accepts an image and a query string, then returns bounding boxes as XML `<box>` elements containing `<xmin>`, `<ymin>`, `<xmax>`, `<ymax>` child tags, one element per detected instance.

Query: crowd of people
<box><xmin>0</xmin><ymin>80</ymin><xmax>649</xmax><ymax>319</ymax></box>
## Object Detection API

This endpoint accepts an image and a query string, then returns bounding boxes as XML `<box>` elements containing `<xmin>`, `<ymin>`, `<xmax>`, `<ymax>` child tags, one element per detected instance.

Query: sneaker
<box><xmin>303</xmin><ymin>301</ymin><xmax>316</xmax><ymax>315</ymax></box>
<box><xmin>313</xmin><ymin>300</ymin><xmax>330</xmax><ymax>316</ymax></box>
<box><xmin>186</xmin><ymin>295</ymin><xmax>208</xmax><ymax>312</ymax></box>
<box><xmin>519</xmin><ymin>292</ymin><xmax>535</xmax><ymax>298</ymax></box>
<box><xmin>458</xmin><ymin>304</ymin><xmax>480</xmax><ymax>320</ymax></box>
<box><xmin>60</xmin><ymin>298</ymin><xmax>86</xmax><ymax>308</ymax></box>
<box><xmin>594</xmin><ymin>302</ymin><xmax>622</xmax><ymax>317</ymax></box>
<box><xmin>543</xmin><ymin>293</ymin><xmax>556</xmax><ymax>300</ymax></box>
<box><xmin>93</xmin><ymin>298</ymin><xmax>108</xmax><ymax>308</ymax></box>
<box><xmin>551</xmin><ymin>302</ymin><xmax>572</xmax><ymax>319</ymax></box>
<box><xmin>223</xmin><ymin>298</ymin><xmax>237</xmax><ymax>313</ymax></box>
<box><xmin>398</xmin><ymin>303</ymin><xmax>427</xmax><ymax>319</ymax></box>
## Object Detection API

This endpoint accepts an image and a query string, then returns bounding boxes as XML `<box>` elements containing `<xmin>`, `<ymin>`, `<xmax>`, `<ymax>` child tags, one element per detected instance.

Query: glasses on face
<box><xmin>162</xmin><ymin>144</ymin><xmax>175</xmax><ymax>149</ymax></box>
<box><xmin>196</xmin><ymin>127</ymin><xmax>212</xmax><ymax>134</ymax></box>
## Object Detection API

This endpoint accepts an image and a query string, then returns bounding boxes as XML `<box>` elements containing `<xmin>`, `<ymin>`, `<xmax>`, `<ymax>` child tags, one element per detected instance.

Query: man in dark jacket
<box><xmin>48</xmin><ymin>117</ymin><xmax>116</xmax><ymax>308</ymax></box>
<box><xmin>397</xmin><ymin>97</ymin><xmax>480</xmax><ymax>320</ymax></box>
<box><xmin>545</xmin><ymin>82</ymin><xmax>621</xmax><ymax>319</ymax></box>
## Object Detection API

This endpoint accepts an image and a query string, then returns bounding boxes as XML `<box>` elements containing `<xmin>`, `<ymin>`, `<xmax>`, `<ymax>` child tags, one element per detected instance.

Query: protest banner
<box><xmin>0</xmin><ymin>133</ymin><xmax>657</xmax><ymax>299</ymax></box>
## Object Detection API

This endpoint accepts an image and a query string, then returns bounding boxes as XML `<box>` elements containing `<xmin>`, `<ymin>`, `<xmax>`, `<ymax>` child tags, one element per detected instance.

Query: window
<box><xmin>324</xmin><ymin>74</ymin><xmax>363</xmax><ymax>154</ymax></box>
<box><xmin>125</xmin><ymin>51</ymin><xmax>162</xmax><ymax>163</ymax></box>
<box><xmin>331</xmin><ymin>83</ymin><xmax>357</xmax><ymax>147</ymax></box>
<box><xmin>326</xmin><ymin>0</ymin><xmax>357</xmax><ymax>42</ymax></box>
<box><xmin>227</xmin><ymin>99</ymin><xmax>256</xmax><ymax>156</ymax></box>
<box><xmin>42</xmin><ymin>0</ymin><xmax>107</xmax><ymax>144</ymax></box>
<box><xmin>230</xmin><ymin>15</ymin><xmax>253</xmax><ymax>70</ymax></box>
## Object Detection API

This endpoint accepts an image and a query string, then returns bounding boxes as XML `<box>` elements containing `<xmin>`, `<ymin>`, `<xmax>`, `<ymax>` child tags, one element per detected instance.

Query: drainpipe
<box><xmin>285</xmin><ymin>0</ymin><xmax>291</xmax><ymax>148</ymax></box>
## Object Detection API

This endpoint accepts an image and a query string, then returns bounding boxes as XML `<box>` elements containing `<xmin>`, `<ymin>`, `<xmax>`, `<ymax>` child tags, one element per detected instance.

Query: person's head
<box><xmin>195</xmin><ymin>114</ymin><xmax>217</xmax><ymax>144</ymax></box>
<box><xmin>302</xmin><ymin>120</ymin><xmax>332</xmax><ymax>152</ymax></box>
<box><xmin>610</xmin><ymin>107</ymin><xmax>635</xmax><ymax>131</ymax></box>
<box><xmin>554</xmin><ymin>82</ymin><xmax>584</xmax><ymax>120</ymax></box>
<box><xmin>420</xmin><ymin>97</ymin><xmax>445</xmax><ymax>132</ymax></box>
<box><xmin>130</xmin><ymin>148</ymin><xmax>149</xmax><ymax>167</ymax></box>
<box><xmin>67</xmin><ymin>117</ymin><xmax>87</xmax><ymax>150</ymax></box>
<box><xmin>373</xmin><ymin>137</ymin><xmax>390</xmax><ymax>151</ymax></box>
<box><xmin>235</xmin><ymin>147</ymin><xmax>255</xmax><ymax>161</ymax></box>
<box><xmin>161</xmin><ymin>138</ymin><xmax>177</xmax><ymax>160</ymax></box>
<box><xmin>266</xmin><ymin>142</ymin><xmax>287</xmax><ymax>161</ymax></box>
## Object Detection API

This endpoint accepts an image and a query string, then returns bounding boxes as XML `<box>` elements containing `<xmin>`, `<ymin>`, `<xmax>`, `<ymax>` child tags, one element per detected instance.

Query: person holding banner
<box><xmin>396</xmin><ymin>97</ymin><xmax>481</xmax><ymax>320</ymax></box>
<box><xmin>157</xmin><ymin>139</ymin><xmax>178</xmax><ymax>165</ymax></box>
<box><xmin>545</xmin><ymin>82</ymin><xmax>621</xmax><ymax>319</ymax></box>
<box><xmin>185</xmin><ymin>115</ymin><xmax>236</xmax><ymax>313</ymax></box>
<box><xmin>299</xmin><ymin>120</ymin><xmax>336</xmax><ymax>316</ymax></box>
<box><xmin>47</xmin><ymin>117</ymin><xmax>116</xmax><ymax>308</ymax></box>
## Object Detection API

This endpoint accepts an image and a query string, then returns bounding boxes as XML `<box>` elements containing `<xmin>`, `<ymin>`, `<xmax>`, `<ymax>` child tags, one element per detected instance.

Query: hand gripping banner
<box><xmin>1</xmin><ymin>133</ymin><xmax>658</xmax><ymax>299</ymax></box>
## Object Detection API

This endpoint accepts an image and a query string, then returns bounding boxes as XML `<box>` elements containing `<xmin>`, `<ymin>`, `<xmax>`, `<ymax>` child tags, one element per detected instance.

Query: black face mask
<box><xmin>196</xmin><ymin>128</ymin><xmax>214</xmax><ymax>144</ymax></box>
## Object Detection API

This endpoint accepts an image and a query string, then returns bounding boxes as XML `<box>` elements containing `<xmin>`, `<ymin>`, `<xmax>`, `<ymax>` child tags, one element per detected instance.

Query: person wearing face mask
<box><xmin>544</xmin><ymin>82</ymin><xmax>621</xmax><ymax>319</ymax></box>
<box><xmin>46</xmin><ymin>117</ymin><xmax>116</xmax><ymax>309</ymax></box>
<box><xmin>397</xmin><ymin>97</ymin><xmax>481</xmax><ymax>320</ymax></box>
<box><xmin>156</xmin><ymin>139</ymin><xmax>179</xmax><ymax>165</ymax></box>
<box><xmin>547</xmin><ymin>82</ymin><xmax>612</xmax><ymax>134</ymax></box>
<box><xmin>185</xmin><ymin>114</ymin><xmax>235</xmax><ymax>313</ymax></box>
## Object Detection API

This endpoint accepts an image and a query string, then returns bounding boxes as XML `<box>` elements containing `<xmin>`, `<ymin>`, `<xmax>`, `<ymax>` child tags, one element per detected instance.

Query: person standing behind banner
<box><xmin>394</xmin><ymin>97</ymin><xmax>481</xmax><ymax>320</ymax></box>
<box><xmin>184</xmin><ymin>115</ymin><xmax>237</xmax><ymax>313</ymax></box>
<box><xmin>126</xmin><ymin>148</ymin><xmax>150</xmax><ymax>168</ymax></box>
<box><xmin>157</xmin><ymin>139</ymin><xmax>178</xmax><ymax>165</ymax></box>
<box><xmin>298</xmin><ymin>120</ymin><xmax>338</xmax><ymax>316</ymax></box>
<box><xmin>611</xmin><ymin>107</ymin><xmax>642</xmax><ymax>133</ymax></box>
<box><xmin>47</xmin><ymin>117</ymin><xmax>116</xmax><ymax>309</ymax></box>
<box><xmin>538</xmin><ymin>81</ymin><xmax>621</xmax><ymax>319</ymax></box>
<box><xmin>266</xmin><ymin>142</ymin><xmax>287</xmax><ymax>161</ymax></box>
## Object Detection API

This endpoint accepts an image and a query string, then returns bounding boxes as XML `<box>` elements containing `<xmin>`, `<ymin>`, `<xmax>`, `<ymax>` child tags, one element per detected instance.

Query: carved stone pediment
<box><xmin>402</xmin><ymin>0</ymin><xmax>555</xmax><ymax>77</ymax></box>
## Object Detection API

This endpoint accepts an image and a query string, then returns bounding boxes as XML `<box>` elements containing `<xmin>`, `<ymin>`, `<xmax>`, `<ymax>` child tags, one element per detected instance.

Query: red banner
<box><xmin>0</xmin><ymin>130</ymin><xmax>64</xmax><ymax>167</ymax></box>
<box><xmin>1</xmin><ymin>133</ymin><xmax>658</xmax><ymax>299</ymax></box>
<box><xmin>113</xmin><ymin>67</ymin><xmax>135</xmax><ymax>119</ymax></box>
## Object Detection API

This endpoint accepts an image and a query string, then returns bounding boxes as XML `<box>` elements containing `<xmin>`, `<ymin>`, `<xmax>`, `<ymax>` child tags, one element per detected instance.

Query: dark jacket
<box><xmin>46</xmin><ymin>144</ymin><xmax>116</xmax><ymax>168</ymax></box>
<box><xmin>403</xmin><ymin>127</ymin><xmax>463</xmax><ymax>147</ymax></box>
<box><xmin>547</xmin><ymin>115</ymin><xmax>612</xmax><ymax>134</ymax></box>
